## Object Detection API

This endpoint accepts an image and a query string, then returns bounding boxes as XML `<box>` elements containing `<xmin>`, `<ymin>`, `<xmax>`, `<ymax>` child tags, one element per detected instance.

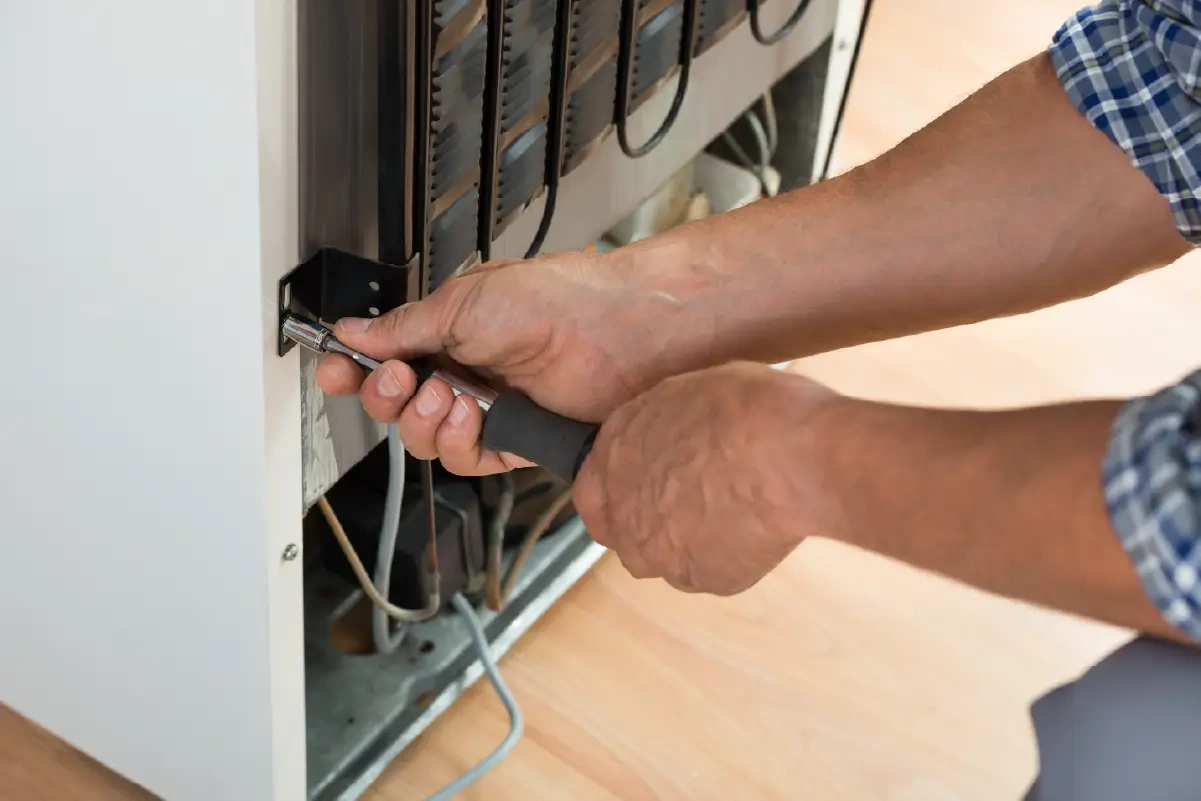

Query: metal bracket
<box><xmin>277</xmin><ymin>248</ymin><xmax>418</xmax><ymax>356</ymax></box>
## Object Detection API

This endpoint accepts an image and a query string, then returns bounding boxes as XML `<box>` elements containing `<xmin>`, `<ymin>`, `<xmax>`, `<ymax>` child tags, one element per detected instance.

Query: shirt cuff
<box><xmin>1048</xmin><ymin>1</ymin><xmax>1201</xmax><ymax>244</ymax></box>
<box><xmin>1103</xmin><ymin>370</ymin><xmax>1201</xmax><ymax>639</ymax></box>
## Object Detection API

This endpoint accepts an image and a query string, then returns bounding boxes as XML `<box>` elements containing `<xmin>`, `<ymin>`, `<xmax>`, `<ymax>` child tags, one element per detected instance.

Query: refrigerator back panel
<box><xmin>630</xmin><ymin>0</ymin><xmax>685</xmax><ymax>110</ymax></box>
<box><xmin>424</xmin><ymin>0</ymin><xmax>490</xmax><ymax>289</ymax></box>
<box><xmin>695</xmin><ymin>0</ymin><xmax>745</xmax><ymax>55</ymax></box>
<box><xmin>486</xmin><ymin>0</ymin><xmax>558</xmax><ymax>240</ymax></box>
<box><xmin>562</xmin><ymin>2</ymin><xmax>621</xmax><ymax>173</ymax></box>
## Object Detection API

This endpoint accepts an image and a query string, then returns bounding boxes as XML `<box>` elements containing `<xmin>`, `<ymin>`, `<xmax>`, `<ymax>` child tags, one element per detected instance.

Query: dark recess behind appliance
<box><xmin>705</xmin><ymin>34</ymin><xmax>831</xmax><ymax>192</ymax></box>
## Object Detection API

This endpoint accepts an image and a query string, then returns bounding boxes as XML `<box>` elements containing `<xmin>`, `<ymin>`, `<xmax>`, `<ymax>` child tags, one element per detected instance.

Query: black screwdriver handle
<box><xmin>481</xmin><ymin>390</ymin><xmax>598</xmax><ymax>484</ymax></box>
<box><xmin>404</xmin><ymin>357</ymin><xmax>597</xmax><ymax>483</ymax></box>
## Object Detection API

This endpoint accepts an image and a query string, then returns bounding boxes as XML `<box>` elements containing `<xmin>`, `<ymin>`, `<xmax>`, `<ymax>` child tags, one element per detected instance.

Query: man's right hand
<box><xmin>314</xmin><ymin>244</ymin><xmax>717</xmax><ymax>475</ymax></box>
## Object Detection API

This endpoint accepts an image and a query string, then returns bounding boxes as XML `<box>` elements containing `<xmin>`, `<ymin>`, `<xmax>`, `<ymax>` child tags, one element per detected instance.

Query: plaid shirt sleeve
<box><xmin>1049</xmin><ymin>0</ymin><xmax>1201</xmax><ymax>242</ymax></box>
<box><xmin>1048</xmin><ymin>2</ymin><xmax>1201</xmax><ymax>639</ymax></box>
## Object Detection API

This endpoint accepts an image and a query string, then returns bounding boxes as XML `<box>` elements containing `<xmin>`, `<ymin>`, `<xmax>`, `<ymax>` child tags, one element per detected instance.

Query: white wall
<box><xmin>0</xmin><ymin>2</ymin><xmax>305</xmax><ymax>799</ymax></box>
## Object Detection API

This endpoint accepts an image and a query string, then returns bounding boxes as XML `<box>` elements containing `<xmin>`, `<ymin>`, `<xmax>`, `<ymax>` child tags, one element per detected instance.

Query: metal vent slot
<box><xmin>632</xmin><ymin>1</ymin><xmax>684</xmax><ymax>99</ymax></box>
<box><xmin>417</xmin><ymin>0</ymin><xmax>489</xmax><ymax>295</ymax></box>
<box><xmin>477</xmin><ymin>0</ymin><xmax>563</xmax><ymax>253</ymax></box>
<box><xmin>428</xmin><ymin>187</ymin><xmax>481</xmax><ymax>289</ymax></box>
<box><xmin>496</xmin><ymin>121</ymin><xmax>549</xmax><ymax>224</ymax></box>
<box><xmin>570</xmin><ymin>2</ymin><xmax>621</xmax><ymax>64</ymax></box>
<box><xmin>695</xmin><ymin>0</ymin><xmax>745</xmax><ymax>55</ymax></box>
<box><xmin>500</xmin><ymin>33</ymin><xmax>555</xmax><ymax>132</ymax></box>
<box><xmin>428</xmin><ymin>19</ymin><xmax>489</xmax><ymax>203</ymax></box>
<box><xmin>564</xmin><ymin>57</ymin><xmax>617</xmax><ymax>171</ymax></box>
<box><xmin>560</xmin><ymin>1</ymin><xmax>621</xmax><ymax>175</ymax></box>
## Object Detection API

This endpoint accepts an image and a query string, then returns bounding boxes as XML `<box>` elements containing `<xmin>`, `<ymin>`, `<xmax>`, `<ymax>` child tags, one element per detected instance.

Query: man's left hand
<box><xmin>572</xmin><ymin>362</ymin><xmax>839</xmax><ymax>595</ymax></box>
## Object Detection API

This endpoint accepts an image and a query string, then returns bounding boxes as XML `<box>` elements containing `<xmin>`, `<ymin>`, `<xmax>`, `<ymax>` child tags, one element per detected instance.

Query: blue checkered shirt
<box><xmin>1049</xmin><ymin>1</ymin><xmax>1201</xmax><ymax>639</ymax></box>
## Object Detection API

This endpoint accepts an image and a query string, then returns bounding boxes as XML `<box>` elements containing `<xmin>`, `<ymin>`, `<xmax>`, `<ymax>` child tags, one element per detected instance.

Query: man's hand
<box><xmin>573</xmin><ymin>362</ymin><xmax>837</xmax><ymax>595</ymax></box>
<box><xmin>314</xmin><ymin>247</ymin><xmax>723</xmax><ymax>474</ymax></box>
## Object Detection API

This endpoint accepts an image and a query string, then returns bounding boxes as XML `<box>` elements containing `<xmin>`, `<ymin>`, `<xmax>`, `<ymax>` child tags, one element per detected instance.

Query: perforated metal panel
<box><xmin>695</xmin><ymin>0</ymin><xmax>745</xmax><ymax>55</ymax></box>
<box><xmin>630</xmin><ymin>0</ymin><xmax>685</xmax><ymax>106</ymax></box>
<box><xmin>486</xmin><ymin>0</ymin><xmax>557</xmax><ymax>239</ymax></box>
<box><xmin>425</xmin><ymin>0</ymin><xmax>489</xmax><ymax>288</ymax></box>
<box><xmin>563</xmin><ymin>2</ymin><xmax>621</xmax><ymax>172</ymax></box>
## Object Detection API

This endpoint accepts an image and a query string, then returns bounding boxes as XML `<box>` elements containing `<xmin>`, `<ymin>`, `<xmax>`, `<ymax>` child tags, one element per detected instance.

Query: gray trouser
<box><xmin>1025</xmin><ymin>637</ymin><xmax>1201</xmax><ymax>800</ymax></box>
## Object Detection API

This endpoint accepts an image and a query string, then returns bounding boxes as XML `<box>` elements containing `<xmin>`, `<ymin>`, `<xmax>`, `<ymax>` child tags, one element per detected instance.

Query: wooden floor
<box><xmin>5</xmin><ymin>1</ymin><xmax>1199</xmax><ymax>799</ymax></box>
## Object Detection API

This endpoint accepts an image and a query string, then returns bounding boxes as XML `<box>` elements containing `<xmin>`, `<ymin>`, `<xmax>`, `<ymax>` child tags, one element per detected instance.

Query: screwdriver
<box><xmin>281</xmin><ymin>314</ymin><xmax>597</xmax><ymax>483</ymax></box>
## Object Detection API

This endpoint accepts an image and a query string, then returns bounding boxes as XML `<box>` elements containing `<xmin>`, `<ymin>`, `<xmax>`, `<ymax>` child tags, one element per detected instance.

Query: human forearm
<box><xmin>615</xmin><ymin>52</ymin><xmax>1185</xmax><ymax>366</ymax></box>
<box><xmin>799</xmin><ymin>393</ymin><xmax>1184</xmax><ymax>641</ymax></box>
<box><xmin>572</xmin><ymin>361</ymin><xmax>1183</xmax><ymax>639</ymax></box>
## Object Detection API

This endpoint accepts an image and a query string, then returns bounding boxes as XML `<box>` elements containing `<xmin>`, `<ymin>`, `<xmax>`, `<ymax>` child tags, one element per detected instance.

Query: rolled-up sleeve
<box><xmin>1049</xmin><ymin>2</ymin><xmax>1201</xmax><ymax>638</ymax></box>
<box><xmin>1103</xmin><ymin>372</ymin><xmax>1201</xmax><ymax>639</ymax></box>
<box><xmin>1049</xmin><ymin>0</ymin><xmax>1201</xmax><ymax>243</ymax></box>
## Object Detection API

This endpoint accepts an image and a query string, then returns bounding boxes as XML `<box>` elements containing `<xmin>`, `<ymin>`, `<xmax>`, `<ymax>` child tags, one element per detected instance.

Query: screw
<box><xmin>282</xmin><ymin>543</ymin><xmax>300</xmax><ymax>562</ymax></box>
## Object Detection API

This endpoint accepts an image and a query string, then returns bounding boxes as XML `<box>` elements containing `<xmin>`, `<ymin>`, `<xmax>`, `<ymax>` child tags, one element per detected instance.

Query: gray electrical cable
<box><xmin>744</xmin><ymin>109</ymin><xmax>773</xmax><ymax>176</ymax></box>
<box><xmin>761</xmin><ymin>91</ymin><xmax>778</xmax><ymax>158</ymax></box>
<box><xmin>372</xmin><ymin>424</ymin><xmax>408</xmax><ymax>653</ymax></box>
<box><xmin>721</xmin><ymin>130</ymin><xmax>757</xmax><ymax>173</ymax></box>
<box><xmin>426</xmin><ymin>593</ymin><xmax>525</xmax><ymax>801</ymax></box>
<box><xmin>721</xmin><ymin>108</ymin><xmax>775</xmax><ymax>197</ymax></box>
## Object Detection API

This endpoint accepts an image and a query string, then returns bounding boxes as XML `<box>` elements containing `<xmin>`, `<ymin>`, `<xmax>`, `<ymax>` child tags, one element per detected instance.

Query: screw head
<box><xmin>282</xmin><ymin>543</ymin><xmax>300</xmax><ymax>562</ymax></box>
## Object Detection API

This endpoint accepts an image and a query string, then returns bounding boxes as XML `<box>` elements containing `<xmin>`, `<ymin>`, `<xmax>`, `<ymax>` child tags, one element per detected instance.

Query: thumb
<box><xmin>332</xmin><ymin>288</ymin><xmax>456</xmax><ymax>360</ymax></box>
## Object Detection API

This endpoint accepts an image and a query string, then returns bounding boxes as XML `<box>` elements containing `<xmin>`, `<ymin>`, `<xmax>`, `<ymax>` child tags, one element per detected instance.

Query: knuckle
<box><xmin>374</xmin><ymin>301</ymin><xmax>411</xmax><ymax>331</ymax></box>
<box><xmin>439</xmin><ymin>275</ymin><xmax>489</xmax><ymax>347</ymax></box>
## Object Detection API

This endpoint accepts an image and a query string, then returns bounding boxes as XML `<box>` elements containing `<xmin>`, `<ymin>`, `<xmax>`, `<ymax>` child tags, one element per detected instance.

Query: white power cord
<box><xmin>372</xmin><ymin>425</ymin><xmax>409</xmax><ymax>652</ymax></box>
<box><xmin>426</xmin><ymin>593</ymin><xmax>525</xmax><ymax>801</ymax></box>
<box><xmin>721</xmin><ymin>107</ymin><xmax>778</xmax><ymax>198</ymax></box>
<box><xmin>761</xmin><ymin>90</ymin><xmax>778</xmax><ymax>158</ymax></box>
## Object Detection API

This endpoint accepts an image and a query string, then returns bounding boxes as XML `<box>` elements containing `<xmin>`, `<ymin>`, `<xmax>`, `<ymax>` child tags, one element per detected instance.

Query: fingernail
<box><xmin>377</xmin><ymin>366</ymin><xmax>402</xmax><ymax>397</ymax></box>
<box><xmin>339</xmin><ymin>317</ymin><xmax>371</xmax><ymax>333</ymax></box>
<box><xmin>415</xmin><ymin>384</ymin><xmax>443</xmax><ymax>416</ymax></box>
<box><xmin>448</xmin><ymin>397</ymin><xmax>470</xmax><ymax>425</ymax></box>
